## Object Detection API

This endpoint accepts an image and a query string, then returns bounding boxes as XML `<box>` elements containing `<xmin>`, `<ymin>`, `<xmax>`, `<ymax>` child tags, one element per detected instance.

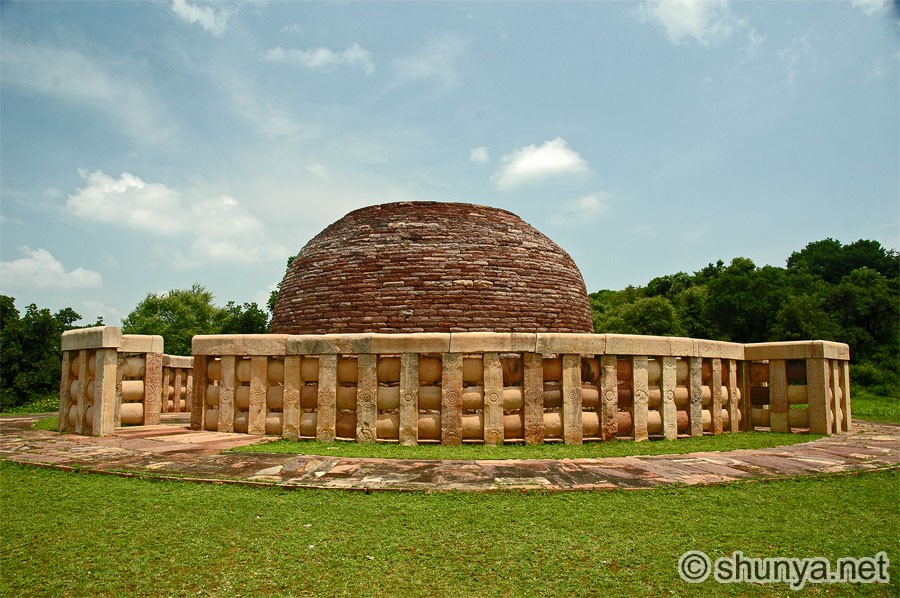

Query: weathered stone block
<box><xmin>660</xmin><ymin>356</ymin><xmax>677</xmax><ymax>440</ymax></box>
<box><xmin>689</xmin><ymin>357</ymin><xmax>703</xmax><ymax>436</ymax></box>
<box><xmin>768</xmin><ymin>359</ymin><xmax>789</xmax><ymax>433</ymax></box>
<box><xmin>316</xmin><ymin>354</ymin><xmax>338</xmax><ymax>442</ymax></box>
<box><xmin>193</xmin><ymin>334</ymin><xmax>288</xmax><ymax>356</ymax></box>
<box><xmin>632</xmin><ymin>356</ymin><xmax>649</xmax><ymax>442</ymax></box>
<box><xmin>561</xmin><ymin>354</ymin><xmax>583</xmax><ymax>444</ymax></box>
<box><xmin>599</xmin><ymin>356</ymin><xmax>618</xmax><ymax>441</ymax></box>
<box><xmin>399</xmin><ymin>353</ymin><xmax>419</xmax><ymax>445</ymax></box>
<box><xmin>806</xmin><ymin>358</ymin><xmax>832</xmax><ymax>435</ymax></box>
<box><xmin>282</xmin><ymin>356</ymin><xmax>302</xmax><ymax>440</ymax></box>
<box><xmin>441</xmin><ymin>353</ymin><xmax>463</xmax><ymax>445</ymax></box>
<box><xmin>535</xmin><ymin>333</ymin><xmax>604</xmax><ymax>356</ymax></box>
<box><xmin>61</xmin><ymin>326</ymin><xmax>123</xmax><ymax>352</ymax></box>
<box><xmin>356</xmin><ymin>354</ymin><xmax>378</xmax><ymax>443</ymax></box>
<box><xmin>121</xmin><ymin>334</ymin><xmax>164</xmax><ymax>354</ymax></box>
<box><xmin>143</xmin><ymin>352</ymin><xmax>162</xmax><ymax>426</ymax></box>
<box><xmin>483</xmin><ymin>352</ymin><xmax>504</xmax><ymax>445</ymax></box>
<box><xmin>711</xmin><ymin>358</ymin><xmax>722</xmax><ymax>435</ymax></box>
<box><xmin>450</xmin><ymin>332</ymin><xmax>536</xmax><ymax>353</ymax></box>
<box><xmin>523</xmin><ymin>353</ymin><xmax>545</xmax><ymax>444</ymax></box>
<box><xmin>248</xmin><ymin>356</ymin><xmax>267</xmax><ymax>435</ymax></box>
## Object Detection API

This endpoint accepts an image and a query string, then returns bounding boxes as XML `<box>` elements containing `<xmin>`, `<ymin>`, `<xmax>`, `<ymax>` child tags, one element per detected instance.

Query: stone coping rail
<box><xmin>58</xmin><ymin>328</ymin><xmax>852</xmax><ymax>446</ymax></box>
<box><xmin>187</xmin><ymin>332</ymin><xmax>851</xmax><ymax>446</ymax></box>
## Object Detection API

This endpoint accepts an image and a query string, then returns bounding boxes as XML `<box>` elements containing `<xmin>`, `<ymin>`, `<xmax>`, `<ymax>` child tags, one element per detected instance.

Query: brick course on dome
<box><xmin>270</xmin><ymin>201</ymin><xmax>593</xmax><ymax>334</ymax></box>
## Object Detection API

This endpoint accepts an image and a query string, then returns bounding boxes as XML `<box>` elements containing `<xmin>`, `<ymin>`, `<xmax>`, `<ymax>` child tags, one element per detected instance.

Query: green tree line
<box><xmin>0</xmin><ymin>286</ymin><xmax>266</xmax><ymax>410</ymax></box>
<box><xmin>1</xmin><ymin>238</ymin><xmax>896</xmax><ymax>410</ymax></box>
<box><xmin>120</xmin><ymin>284</ymin><xmax>267</xmax><ymax>356</ymax></box>
<box><xmin>591</xmin><ymin>238</ymin><xmax>898</xmax><ymax>397</ymax></box>
<box><xmin>0</xmin><ymin>297</ymin><xmax>100</xmax><ymax>411</ymax></box>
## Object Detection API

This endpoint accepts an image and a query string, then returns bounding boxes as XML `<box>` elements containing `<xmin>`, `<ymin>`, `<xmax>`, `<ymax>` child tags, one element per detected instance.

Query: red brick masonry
<box><xmin>270</xmin><ymin>202</ymin><xmax>594</xmax><ymax>334</ymax></box>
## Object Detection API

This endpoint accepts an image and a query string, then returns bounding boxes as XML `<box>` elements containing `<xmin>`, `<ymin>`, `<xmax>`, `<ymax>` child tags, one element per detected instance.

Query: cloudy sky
<box><xmin>1</xmin><ymin>0</ymin><xmax>897</xmax><ymax>325</ymax></box>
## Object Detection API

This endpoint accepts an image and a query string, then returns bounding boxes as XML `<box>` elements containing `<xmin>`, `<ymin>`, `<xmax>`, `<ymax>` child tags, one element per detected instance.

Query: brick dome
<box><xmin>270</xmin><ymin>201</ymin><xmax>593</xmax><ymax>334</ymax></box>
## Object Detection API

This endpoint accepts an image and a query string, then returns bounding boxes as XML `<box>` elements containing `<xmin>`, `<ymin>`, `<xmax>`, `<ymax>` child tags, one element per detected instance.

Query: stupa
<box><xmin>270</xmin><ymin>201</ymin><xmax>593</xmax><ymax>334</ymax></box>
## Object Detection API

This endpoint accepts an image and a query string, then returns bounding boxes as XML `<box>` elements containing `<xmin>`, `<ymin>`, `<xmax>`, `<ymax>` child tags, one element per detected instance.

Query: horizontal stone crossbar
<box><xmin>192</xmin><ymin>333</ymin><xmax>778</xmax><ymax>360</ymax></box>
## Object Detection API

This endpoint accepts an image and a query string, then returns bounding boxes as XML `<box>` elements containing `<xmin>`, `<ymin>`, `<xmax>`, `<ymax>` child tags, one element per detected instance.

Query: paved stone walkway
<box><xmin>1</xmin><ymin>413</ymin><xmax>897</xmax><ymax>492</ymax></box>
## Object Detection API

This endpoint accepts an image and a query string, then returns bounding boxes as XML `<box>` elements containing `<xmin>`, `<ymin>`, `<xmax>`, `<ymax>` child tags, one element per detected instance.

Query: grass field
<box><xmin>0</xmin><ymin>461</ymin><xmax>896</xmax><ymax>597</ymax></box>
<box><xmin>851</xmin><ymin>390</ymin><xmax>900</xmax><ymax>424</ymax></box>
<box><xmin>0</xmin><ymin>392</ymin><xmax>58</xmax><ymax>415</ymax></box>
<box><xmin>236</xmin><ymin>431</ymin><xmax>823</xmax><ymax>460</ymax></box>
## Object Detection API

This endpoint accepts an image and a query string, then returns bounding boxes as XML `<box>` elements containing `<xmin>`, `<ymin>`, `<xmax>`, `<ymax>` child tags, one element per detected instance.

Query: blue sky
<box><xmin>1</xmin><ymin>0</ymin><xmax>897</xmax><ymax>325</ymax></box>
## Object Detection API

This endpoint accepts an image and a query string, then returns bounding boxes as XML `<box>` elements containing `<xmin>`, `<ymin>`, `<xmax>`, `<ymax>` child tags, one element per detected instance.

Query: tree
<box><xmin>587</xmin><ymin>238</ymin><xmax>898</xmax><ymax>400</ymax></box>
<box><xmin>786</xmin><ymin>238</ymin><xmax>845</xmax><ymax>283</ymax></box>
<box><xmin>220</xmin><ymin>301</ymin><xmax>268</xmax><ymax>335</ymax></box>
<box><xmin>594</xmin><ymin>296</ymin><xmax>685</xmax><ymax>337</ymax></box>
<box><xmin>0</xmin><ymin>296</ymin><xmax>87</xmax><ymax>410</ymax></box>
<box><xmin>122</xmin><ymin>285</ymin><xmax>224</xmax><ymax>356</ymax></box>
<box><xmin>772</xmin><ymin>293</ymin><xmax>841</xmax><ymax>342</ymax></box>
<box><xmin>121</xmin><ymin>285</ymin><xmax>269</xmax><ymax>355</ymax></box>
<box><xmin>268</xmin><ymin>256</ymin><xmax>296</xmax><ymax>318</ymax></box>
<box><xmin>703</xmin><ymin>258</ymin><xmax>788</xmax><ymax>342</ymax></box>
<box><xmin>673</xmin><ymin>285</ymin><xmax>717</xmax><ymax>340</ymax></box>
<box><xmin>827</xmin><ymin>267</ymin><xmax>898</xmax><ymax>363</ymax></box>
<box><xmin>645</xmin><ymin>272</ymin><xmax>693</xmax><ymax>299</ymax></box>
<box><xmin>787</xmin><ymin>238</ymin><xmax>899</xmax><ymax>285</ymax></box>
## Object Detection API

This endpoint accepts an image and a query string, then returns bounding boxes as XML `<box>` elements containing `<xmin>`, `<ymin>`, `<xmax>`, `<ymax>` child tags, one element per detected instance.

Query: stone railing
<box><xmin>162</xmin><ymin>355</ymin><xmax>194</xmax><ymax>414</ymax></box>
<box><xmin>190</xmin><ymin>333</ymin><xmax>852</xmax><ymax>445</ymax></box>
<box><xmin>58</xmin><ymin>327</ymin><xmax>184</xmax><ymax>436</ymax></box>
<box><xmin>745</xmin><ymin>342</ymin><xmax>851</xmax><ymax>435</ymax></box>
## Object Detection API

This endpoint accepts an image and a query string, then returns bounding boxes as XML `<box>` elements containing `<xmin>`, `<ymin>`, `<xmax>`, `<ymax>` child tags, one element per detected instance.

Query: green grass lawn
<box><xmin>852</xmin><ymin>390</ymin><xmax>900</xmax><ymax>424</ymax></box>
<box><xmin>0</xmin><ymin>392</ymin><xmax>58</xmax><ymax>416</ymax></box>
<box><xmin>32</xmin><ymin>416</ymin><xmax>58</xmax><ymax>432</ymax></box>
<box><xmin>0</xmin><ymin>461</ymin><xmax>896</xmax><ymax>597</ymax></box>
<box><xmin>237</xmin><ymin>431</ymin><xmax>823</xmax><ymax>460</ymax></box>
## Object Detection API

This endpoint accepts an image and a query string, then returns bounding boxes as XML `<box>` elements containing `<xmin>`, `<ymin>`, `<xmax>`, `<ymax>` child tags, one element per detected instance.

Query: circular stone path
<box><xmin>1</xmin><ymin>414</ymin><xmax>897</xmax><ymax>492</ymax></box>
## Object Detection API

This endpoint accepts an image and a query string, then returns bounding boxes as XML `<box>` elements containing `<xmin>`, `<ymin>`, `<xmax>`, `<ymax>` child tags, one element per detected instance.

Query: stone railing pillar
<box><xmin>181</xmin><ymin>333</ymin><xmax>850</xmax><ymax>445</ymax></box>
<box><xmin>744</xmin><ymin>341</ymin><xmax>851</xmax><ymax>436</ymax></box>
<box><xmin>59</xmin><ymin>327</ymin><xmax>164</xmax><ymax>436</ymax></box>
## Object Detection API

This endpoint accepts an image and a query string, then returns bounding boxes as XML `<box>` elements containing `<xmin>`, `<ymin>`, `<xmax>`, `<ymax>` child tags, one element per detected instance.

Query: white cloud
<box><xmin>779</xmin><ymin>36</ymin><xmax>811</xmax><ymax>87</ymax></box>
<box><xmin>0</xmin><ymin>247</ymin><xmax>102</xmax><ymax>290</ymax></box>
<box><xmin>492</xmin><ymin>137</ymin><xmax>589</xmax><ymax>191</ymax></box>
<box><xmin>638</xmin><ymin>0</ymin><xmax>735</xmax><ymax>45</ymax></box>
<box><xmin>549</xmin><ymin>193</ymin><xmax>611</xmax><ymax>227</ymax></box>
<box><xmin>0</xmin><ymin>41</ymin><xmax>172</xmax><ymax>143</ymax></box>
<box><xmin>68</xmin><ymin>170</ymin><xmax>184</xmax><ymax>234</ymax></box>
<box><xmin>66</xmin><ymin>170</ymin><xmax>285</xmax><ymax>265</ymax></box>
<box><xmin>42</xmin><ymin>187</ymin><xmax>63</xmax><ymax>199</ymax></box>
<box><xmin>865</xmin><ymin>60</ymin><xmax>886</xmax><ymax>82</ymax></box>
<box><xmin>392</xmin><ymin>34</ymin><xmax>466</xmax><ymax>88</ymax></box>
<box><xmin>170</xmin><ymin>0</ymin><xmax>230</xmax><ymax>37</ymax></box>
<box><xmin>307</xmin><ymin>163</ymin><xmax>328</xmax><ymax>179</ymax></box>
<box><xmin>81</xmin><ymin>300</ymin><xmax>123</xmax><ymax>326</ymax></box>
<box><xmin>280</xmin><ymin>23</ymin><xmax>304</xmax><ymax>35</ymax></box>
<box><xmin>265</xmin><ymin>43</ymin><xmax>375</xmax><ymax>75</ymax></box>
<box><xmin>743</xmin><ymin>29</ymin><xmax>764</xmax><ymax>60</ymax></box>
<box><xmin>852</xmin><ymin>0</ymin><xmax>891</xmax><ymax>16</ymax></box>
<box><xmin>216</xmin><ymin>69</ymin><xmax>309</xmax><ymax>140</ymax></box>
<box><xmin>469</xmin><ymin>147</ymin><xmax>489</xmax><ymax>164</ymax></box>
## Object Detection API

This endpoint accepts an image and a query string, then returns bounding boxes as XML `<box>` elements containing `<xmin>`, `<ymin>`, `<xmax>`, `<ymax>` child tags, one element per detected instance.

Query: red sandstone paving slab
<box><xmin>626</xmin><ymin>463</ymin><xmax>700</xmax><ymax>482</ymax></box>
<box><xmin>3</xmin><ymin>416</ymin><xmax>899</xmax><ymax>492</ymax></box>
<box><xmin>113</xmin><ymin>424</ymin><xmax>190</xmax><ymax>438</ymax></box>
<box><xmin>734</xmin><ymin>455</ymin><xmax>838</xmax><ymax>475</ymax></box>
<box><xmin>814</xmin><ymin>445</ymin><xmax>898</xmax><ymax>459</ymax></box>
<box><xmin>10</xmin><ymin>453</ymin><xmax>72</xmax><ymax>464</ymax></box>
<box><xmin>677</xmin><ymin>461</ymin><xmax>755</xmax><ymax>479</ymax></box>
